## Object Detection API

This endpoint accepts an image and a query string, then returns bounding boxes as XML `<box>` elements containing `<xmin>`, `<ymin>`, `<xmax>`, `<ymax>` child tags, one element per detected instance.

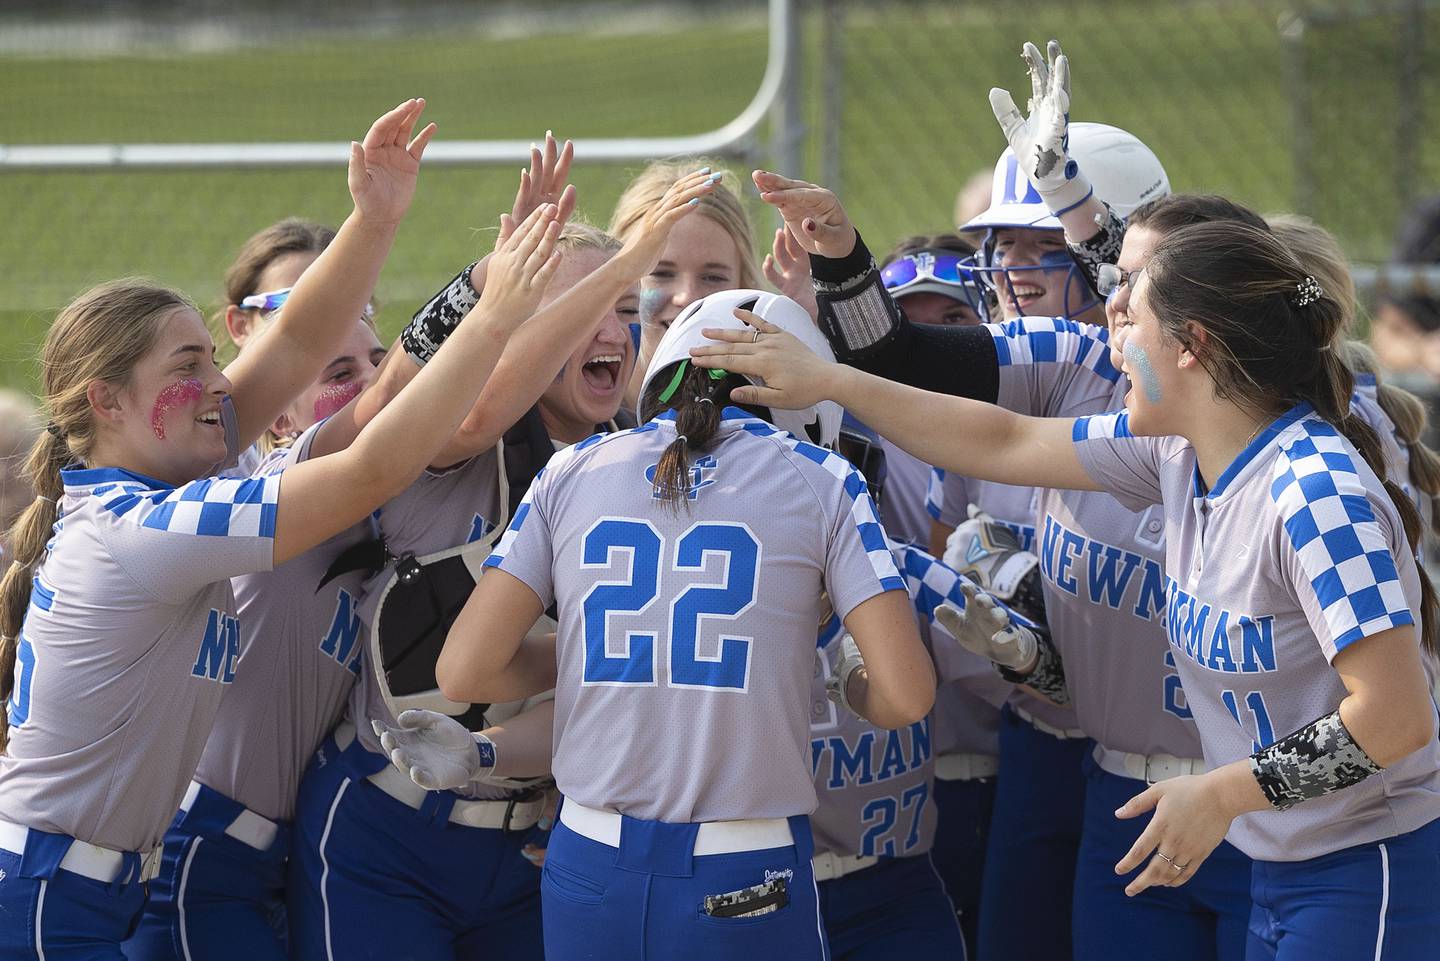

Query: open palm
<box><xmin>348</xmin><ymin>98</ymin><xmax>438</xmax><ymax>225</ymax></box>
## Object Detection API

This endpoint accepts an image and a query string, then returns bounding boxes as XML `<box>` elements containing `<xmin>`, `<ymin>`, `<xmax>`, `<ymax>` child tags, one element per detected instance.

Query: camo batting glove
<box><xmin>987</xmin><ymin>39</ymin><xmax>1094</xmax><ymax>216</ymax></box>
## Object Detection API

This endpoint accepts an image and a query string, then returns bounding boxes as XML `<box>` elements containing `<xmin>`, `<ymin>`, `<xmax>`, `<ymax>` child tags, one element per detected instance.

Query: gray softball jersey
<box><xmin>485</xmin><ymin>407</ymin><xmax>905</xmax><ymax>824</ymax></box>
<box><xmin>192</xmin><ymin>421</ymin><xmax>374</xmax><ymax>821</ymax></box>
<box><xmin>1073</xmin><ymin>404</ymin><xmax>1440</xmax><ymax>861</ymax></box>
<box><xmin>0</xmin><ymin>460</ymin><xmax>279</xmax><ymax>852</ymax></box>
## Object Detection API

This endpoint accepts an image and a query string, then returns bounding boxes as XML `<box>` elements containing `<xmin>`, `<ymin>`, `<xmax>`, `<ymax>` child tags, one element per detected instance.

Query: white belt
<box><xmin>934</xmin><ymin>752</ymin><xmax>1000</xmax><ymax>781</ymax></box>
<box><xmin>811</xmin><ymin>850</ymin><xmax>877</xmax><ymax>882</ymax></box>
<box><xmin>336</xmin><ymin>722</ymin><xmax>546</xmax><ymax>832</ymax></box>
<box><xmin>1011</xmin><ymin>705</ymin><xmax>1087</xmax><ymax>740</ymax></box>
<box><xmin>180</xmin><ymin>781</ymin><xmax>279</xmax><ymax>852</ymax></box>
<box><xmin>559</xmin><ymin>800</ymin><xmax>794</xmax><ymax>856</ymax></box>
<box><xmin>0</xmin><ymin>818</ymin><xmax>161</xmax><ymax>884</ymax></box>
<box><xmin>1093</xmin><ymin>745</ymin><xmax>1206</xmax><ymax>784</ymax></box>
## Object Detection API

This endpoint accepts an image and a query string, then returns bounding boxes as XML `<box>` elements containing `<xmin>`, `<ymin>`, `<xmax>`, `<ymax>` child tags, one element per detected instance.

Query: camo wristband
<box><xmin>401</xmin><ymin>262</ymin><xmax>481</xmax><ymax>365</ymax></box>
<box><xmin>1250</xmin><ymin>709</ymin><xmax>1381</xmax><ymax>810</ymax></box>
<box><xmin>996</xmin><ymin>627</ymin><xmax>1070</xmax><ymax>705</ymax></box>
<box><xmin>1068</xmin><ymin>204</ymin><xmax>1125</xmax><ymax>295</ymax></box>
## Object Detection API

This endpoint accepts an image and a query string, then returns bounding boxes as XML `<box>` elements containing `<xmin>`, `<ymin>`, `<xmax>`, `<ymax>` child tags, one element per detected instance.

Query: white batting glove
<box><xmin>935</xmin><ymin>581</ymin><xmax>1040</xmax><ymax>674</ymax></box>
<box><xmin>987</xmin><ymin>39</ymin><xmax>1093</xmax><ymax>216</ymax></box>
<box><xmin>372</xmin><ymin>710</ymin><xmax>495</xmax><ymax>791</ymax></box>
<box><xmin>824</xmin><ymin>633</ymin><xmax>866</xmax><ymax>719</ymax></box>
<box><xmin>943</xmin><ymin>505</ymin><xmax>1040</xmax><ymax>605</ymax></box>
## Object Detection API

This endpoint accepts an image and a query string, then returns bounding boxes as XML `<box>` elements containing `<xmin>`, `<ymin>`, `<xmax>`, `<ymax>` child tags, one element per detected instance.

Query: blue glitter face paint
<box><xmin>639</xmin><ymin>288</ymin><xmax>667</xmax><ymax>327</ymax></box>
<box><xmin>1123</xmin><ymin>340</ymin><xmax>1163</xmax><ymax>404</ymax></box>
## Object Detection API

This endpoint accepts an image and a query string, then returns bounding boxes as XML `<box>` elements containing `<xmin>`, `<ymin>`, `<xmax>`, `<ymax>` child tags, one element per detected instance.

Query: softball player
<box><xmin>609</xmin><ymin>160</ymin><xmax>764</xmax><ymax>416</ymax></box>
<box><xmin>285</xmin><ymin>173</ymin><xmax>718</xmax><ymax>961</ymax></box>
<box><xmin>404</xmin><ymin>288</ymin><xmax>934</xmax><ymax>960</ymax></box>
<box><xmin>0</xmin><ymin>119</ymin><xmax>566</xmax><ymax>957</ymax></box>
<box><xmin>811</xmin><ymin>532</ymin><xmax>1011</xmax><ymax>961</ymax></box>
<box><xmin>695</xmin><ymin>219</ymin><xmax>1440</xmax><ymax>961</ymax></box>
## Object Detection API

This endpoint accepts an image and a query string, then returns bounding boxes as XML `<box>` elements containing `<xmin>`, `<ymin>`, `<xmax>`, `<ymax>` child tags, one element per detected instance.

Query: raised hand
<box><xmin>688</xmin><ymin>310</ymin><xmax>834</xmax><ymax>410</ymax></box>
<box><xmin>751</xmin><ymin>170</ymin><xmax>856</xmax><ymax>259</ymax></box>
<box><xmin>987</xmin><ymin>39</ymin><xmax>1091</xmax><ymax>214</ymax></box>
<box><xmin>763</xmin><ymin>225</ymin><xmax>819</xmax><ymax>319</ymax></box>
<box><xmin>348</xmin><ymin>98</ymin><xmax>438</xmax><ymax>226</ymax></box>
<box><xmin>471</xmin><ymin>203</ymin><xmax>564</xmax><ymax>332</ymax></box>
<box><xmin>372</xmin><ymin>710</ymin><xmax>487</xmax><ymax>791</ymax></box>
<box><xmin>935</xmin><ymin>581</ymin><xmax>1040</xmax><ymax>673</ymax></box>
<box><xmin>498</xmin><ymin>130</ymin><xmax>577</xmax><ymax>244</ymax></box>
<box><xmin>611</xmin><ymin>166</ymin><xmax>722</xmax><ymax>276</ymax></box>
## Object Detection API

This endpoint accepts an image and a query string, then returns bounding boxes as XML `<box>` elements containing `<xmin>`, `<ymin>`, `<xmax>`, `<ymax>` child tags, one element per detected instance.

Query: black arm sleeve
<box><xmin>810</xmin><ymin>233</ymin><xmax>999</xmax><ymax>404</ymax></box>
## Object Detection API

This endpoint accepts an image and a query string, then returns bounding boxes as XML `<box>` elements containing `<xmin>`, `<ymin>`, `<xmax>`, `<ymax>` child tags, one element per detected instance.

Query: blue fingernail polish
<box><xmin>699</xmin><ymin>166</ymin><xmax>711</xmax><ymax>175</ymax></box>
<box><xmin>688</xmin><ymin>198</ymin><xmax>699</xmax><ymax>206</ymax></box>
<box><xmin>709</xmin><ymin>173</ymin><xmax>723</xmax><ymax>184</ymax></box>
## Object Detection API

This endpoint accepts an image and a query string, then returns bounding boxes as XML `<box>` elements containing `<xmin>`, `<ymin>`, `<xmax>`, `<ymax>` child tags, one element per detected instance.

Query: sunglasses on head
<box><xmin>881</xmin><ymin>252</ymin><xmax>981</xmax><ymax>293</ymax></box>
<box><xmin>240</xmin><ymin>287</ymin><xmax>376</xmax><ymax>321</ymax></box>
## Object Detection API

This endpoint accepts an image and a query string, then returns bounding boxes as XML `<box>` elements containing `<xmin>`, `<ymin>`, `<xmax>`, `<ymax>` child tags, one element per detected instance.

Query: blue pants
<box><xmin>1072</xmin><ymin>753</ymin><xmax>1252</xmax><ymax>961</ymax></box>
<box><xmin>541</xmin><ymin>811</ymin><xmax>827</xmax><ymax>961</ymax></box>
<box><xmin>975</xmin><ymin>705</ymin><xmax>1090</xmax><ymax>961</ymax></box>
<box><xmin>929</xmin><ymin>775</ymin><xmax>996</xmax><ymax>957</ymax></box>
<box><xmin>1248</xmin><ymin>816</ymin><xmax>1440</xmax><ymax>961</ymax></box>
<box><xmin>285</xmin><ymin>735</ymin><xmax>544</xmax><ymax>961</ymax></box>
<box><xmin>123</xmin><ymin>784</ymin><xmax>289</xmax><ymax>961</ymax></box>
<box><xmin>818</xmin><ymin>853</ymin><xmax>966</xmax><ymax>960</ymax></box>
<box><xmin>0</xmin><ymin>828</ymin><xmax>147</xmax><ymax>960</ymax></box>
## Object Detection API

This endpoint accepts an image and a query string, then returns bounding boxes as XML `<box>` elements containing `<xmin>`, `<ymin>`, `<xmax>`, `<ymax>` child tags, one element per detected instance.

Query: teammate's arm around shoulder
<box><xmin>839</xmin><ymin>590</ymin><xmax>936</xmax><ymax>729</ymax></box>
<box><xmin>223</xmin><ymin>100</ymin><xmax>437</xmax><ymax>451</ymax></box>
<box><xmin>269</xmin><ymin>204</ymin><xmax>564</xmax><ymax>566</ymax></box>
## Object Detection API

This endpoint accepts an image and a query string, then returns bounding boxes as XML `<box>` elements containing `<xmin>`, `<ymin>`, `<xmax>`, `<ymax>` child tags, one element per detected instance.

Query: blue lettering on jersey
<box><xmin>191</xmin><ymin>609</ymin><xmax>242</xmax><ymax>684</ymax></box>
<box><xmin>811</xmin><ymin>718</ymin><xmax>933</xmax><ymax>789</ymax></box>
<box><xmin>1222</xmin><ymin>688</ymin><xmax>1277</xmax><ymax>752</ymax></box>
<box><xmin>1165</xmin><ymin>578</ymin><xmax>1278</xmax><ymax>674</ymax></box>
<box><xmin>6</xmin><ymin>635</ymin><xmax>37</xmax><ymax>728</ymax></box>
<box><xmin>1039</xmin><ymin>515</ymin><xmax>1167</xmax><ymax>621</ymax></box>
<box><xmin>318</xmin><ymin>589</ymin><xmax>363</xmax><ymax>675</ymax></box>
<box><xmin>467</xmin><ymin>514</ymin><xmax>496</xmax><ymax>544</ymax></box>
<box><xmin>1161</xmin><ymin>650</ymin><xmax>1192</xmax><ymax>720</ymax></box>
<box><xmin>644</xmin><ymin>455</ymin><xmax>719</xmax><ymax>501</ymax></box>
<box><xmin>859</xmin><ymin>782</ymin><xmax>930</xmax><ymax>857</ymax></box>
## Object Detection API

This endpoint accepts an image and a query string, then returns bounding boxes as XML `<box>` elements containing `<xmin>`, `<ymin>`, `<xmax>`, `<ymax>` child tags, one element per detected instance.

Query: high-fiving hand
<box><xmin>751</xmin><ymin>171</ymin><xmax>857</xmax><ymax>259</ymax></box>
<box><xmin>499</xmin><ymin>130</ymin><xmax>577</xmax><ymax>244</ymax></box>
<box><xmin>348</xmin><ymin>98</ymin><xmax>438</xmax><ymax>226</ymax></box>
<box><xmin>987</xmin><ymin>39</ymin><xmax>1092</xmax><ymax>216</ymax></box>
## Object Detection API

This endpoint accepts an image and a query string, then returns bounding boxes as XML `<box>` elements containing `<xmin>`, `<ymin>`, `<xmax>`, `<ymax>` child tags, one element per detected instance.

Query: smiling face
<box><xmin>637</xmin><ymin>214</ymin><xmax>745</xmax><ymax>366</ymax></box>
<box><xmin>96</xmin><ymin>306</ymin><xmax>233</xmax><ymax>484</ymax></box>
<box><xmin>538</xmin><ymin>248</ymin><xmax>639</xmax><ymax>443</ymax></box>
<box><xmin>275</xmin><ymin>319</ymin><xmax>386</xmax><ymax>437</ymax></box>
<box><xmin>1112</xmin><ymin>275</ymin><xmax>1186</xmax><ymax>436</ymax></box>
<box><xmin>1106</xmin><ymin>223</ymin><xmax>1163</xmax><ymax>371</ymax></box>
<box><xmin>991</xmin><ymin>226</ymin><xmax>1100</xmax><ymax>322</ymax></box>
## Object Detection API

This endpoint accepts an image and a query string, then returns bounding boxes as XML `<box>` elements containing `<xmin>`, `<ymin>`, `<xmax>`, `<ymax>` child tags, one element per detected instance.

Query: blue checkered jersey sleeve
<box><xmin>805</xmin><ymin>447</ymin><xmax>906</xmax><ymax>621</ymax></box>
<box><xmin>482</xmin><ymin>450</ymin><xmax>564</xmax><ymax>610</ymax></box>
<box><xmin>94</xmin><ymin>473</ymin><xmax>281</xmax><ymax>603</ymax></box>
<box><xmin>988</xmin><ymin>318</ymin><xmax>1122</xmax><ymax>417</ymax></box>
<box><xmin>1070</xmin><ymin>410</ymin><xmax>1170</xmax><ymax>512</ymax></box>
<box><xmin>1269</xmin><ymin>422</ymin><xmax>1416</xmax><ymax>661</ymax></box>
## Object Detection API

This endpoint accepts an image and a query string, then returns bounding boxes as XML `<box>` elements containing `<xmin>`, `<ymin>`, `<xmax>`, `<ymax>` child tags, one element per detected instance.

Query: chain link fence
<box><xmin>1</xmin><ymin>0</ymin><xmax>1437</xmax><ymax>394</ymax></box>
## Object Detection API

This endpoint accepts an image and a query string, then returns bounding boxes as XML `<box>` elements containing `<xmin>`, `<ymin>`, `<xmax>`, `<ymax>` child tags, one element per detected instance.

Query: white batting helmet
<box><xmin>639</xmin><ymin>288</ymin><xmax>844</xmax><ymax>449</ymax></box>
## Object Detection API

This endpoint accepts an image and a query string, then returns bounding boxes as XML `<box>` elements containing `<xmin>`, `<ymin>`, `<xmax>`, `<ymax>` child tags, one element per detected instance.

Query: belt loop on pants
<box><xmin>1010</xmin><ymin>704</ymin><xmax>1087</xmax><ymax>740</ymax></box>
<box><xmin>0</xmin><ymin>818</ymin><xmax>162</xmax><ymax>885</ymax></box>
<box><xmin>178</xmin><ymin>781</ymin><xmax>282</xmax><ymax>852</ymax></box>
<box><xmin>1092</xmin><ymin>744</ymin><xmax>1206</xmax><ymax>784</ymax></box>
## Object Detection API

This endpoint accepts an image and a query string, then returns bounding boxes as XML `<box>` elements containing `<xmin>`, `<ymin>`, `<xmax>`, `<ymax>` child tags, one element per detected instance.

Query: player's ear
<box><xmin>224</xmin><ymin>304</ymin><xmax>256</xmax><ymax>348</ymax></box>
<box><xmin>87</xmin><ymin>378</ymin><xmax>127</xmax><ymax>424</ymax></box>
<box><xmin>1176</xmin><ymin>322</ymin><xmax>1206</xmax><ymax>370</ymax></box>
<box><xmin>270</xmin><ymin>409</ymin><xmax>298</xmax><ymax>441</ymax></box>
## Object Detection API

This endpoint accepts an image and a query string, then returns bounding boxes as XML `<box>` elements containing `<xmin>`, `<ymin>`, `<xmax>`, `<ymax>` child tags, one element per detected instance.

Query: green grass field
<box><xmin>2</xmin><ymin>0</ymin><xmax>1435</xmax><ymax>393</ymax></box>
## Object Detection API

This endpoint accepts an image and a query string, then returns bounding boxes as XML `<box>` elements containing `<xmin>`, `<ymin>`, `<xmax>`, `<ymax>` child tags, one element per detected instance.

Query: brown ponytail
<box><xmin>1145</xmin><ymin>222</ymin><xmax>1440</xmax><ymax>658</ymax></box>
<box><xmin>0</xmin><ymin>279</ymin><xmax>192</xmax><ymax>751</ymax></box>
<box><xmin>638</xmin><ymin>361</ymin><xmax>758</xmax><ymax>510</ymax></box>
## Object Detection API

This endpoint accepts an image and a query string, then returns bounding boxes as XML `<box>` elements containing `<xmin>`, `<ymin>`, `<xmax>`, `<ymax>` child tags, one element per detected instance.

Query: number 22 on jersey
<box><xmin>581</xmin><ymin>517</ymin><xmax>760</xmax><ymax>692</ymax></box>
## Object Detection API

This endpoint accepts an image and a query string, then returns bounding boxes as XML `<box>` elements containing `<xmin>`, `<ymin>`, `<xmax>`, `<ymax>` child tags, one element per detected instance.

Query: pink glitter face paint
<box><xmin>312</xmin><ymin>380</ymin><xmax>363</xmax><ymax>422</ymax></box>
<box><xmin>150</xmin><ymin>378</ymin><xmax>204</xmax><ymax>440</ymax></box>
